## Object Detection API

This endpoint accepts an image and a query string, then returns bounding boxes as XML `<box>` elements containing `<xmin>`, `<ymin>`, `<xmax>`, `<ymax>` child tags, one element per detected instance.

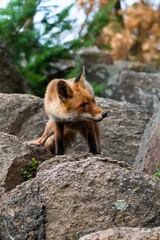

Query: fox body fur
<box><xmin>38</xmin><ymin>66</ymin><xmax>107</xmax><ymax>155</ymax></box>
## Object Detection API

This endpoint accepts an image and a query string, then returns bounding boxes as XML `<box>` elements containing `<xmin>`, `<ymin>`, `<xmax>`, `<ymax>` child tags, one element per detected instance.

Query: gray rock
<box><xmin>70</xmin><ymin>97</ymin><xmax>149</xmax><ymax>165</ymax></box>
<box><xmin>0</xmin><ymin>132</ymin><xmax>52</xmax><ymax>194</ymax></box>
<box><xmin>79</xmin><ymin>227</ymin><xmax>160</xmax><ymax>240</ymax></box>
<box><xmin>1</xmin><ymin>155</ymin><xmax>160</xmax><ymax>239</ymax></box>
<box><xmin>77</xmin><ymin>46</ymin><xmax>113</xmax><ymax>65</ymax></box>
<box><xmin>0</xmin><ymin>93</ymin><xmax>47</xmax><ymax>140</ymax></box>
<box><xmin>114</xmin><ymin>61</ymin><xmax>159</xmax><ymax>73</ymax></box>
<box><xmin>0</xmin><ymin>179</ymin><xmax>45</xmax><ymax>240</ymax></box>
<box><xmin>0</xmin><ymin>93</ymin><xmax>150</xmax><ymax>165</ymax></box>
<box><xmin>85</xmin><ymin>63</ymin><xmax>160</xmax><ymax>114</ymax></box>
<box><xmin>134</xmin><ymin>102</ymin><xmax>160</xmax><ymax>174</ymax></box>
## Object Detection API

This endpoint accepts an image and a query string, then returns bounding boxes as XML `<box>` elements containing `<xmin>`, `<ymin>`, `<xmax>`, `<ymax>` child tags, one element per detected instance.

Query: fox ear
<box><xmin>74</xmin><ymin>65</ymin><xmax>85</xmax><ymax>86</ymax></box>
<box><xmin>57</xmin><ymin>80</ymin><xmax>73</xmax><ymax>101</ymax></box>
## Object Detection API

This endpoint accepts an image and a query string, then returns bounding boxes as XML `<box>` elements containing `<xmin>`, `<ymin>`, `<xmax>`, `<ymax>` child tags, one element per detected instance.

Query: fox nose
<box><xmin>102</xmin><ymin>111</ymin><xmax>107</xmax><ymax>118</ymax></box>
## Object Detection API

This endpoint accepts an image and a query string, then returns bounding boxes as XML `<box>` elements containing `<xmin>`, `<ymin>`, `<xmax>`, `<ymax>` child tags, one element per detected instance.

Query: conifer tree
<box><xmin>0</xmin><ymin>0</ymin><xmax>115</xmax><ymax>96</ymax></box>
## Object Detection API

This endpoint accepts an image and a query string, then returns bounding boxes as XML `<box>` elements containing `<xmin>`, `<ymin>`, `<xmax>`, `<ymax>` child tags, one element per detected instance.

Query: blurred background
<box><xmin>0</xmin><ymin>0</ymin><xmax>160</xmax><ymax>97</ymax></box>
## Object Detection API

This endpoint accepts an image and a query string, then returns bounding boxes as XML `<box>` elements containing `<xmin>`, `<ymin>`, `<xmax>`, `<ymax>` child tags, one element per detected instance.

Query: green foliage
<box><xmin>91</xmin><ymin>82</ymin><xmax>105</xmax><ymax>96</ymax></box>
<box><xmin>0</xmin><ymin>0</ymin><xmax>39</xmax><ymax>62</ymax></box>
<box><xmin>86</xmin><ymin>9</ymin><xmax>110</xmax><ymax>38</ymax></box>
<box><xmin>66</xmin><ymin>64</ymin><xmax>82</xmax><ymax>79</ymax></box>
<box><xmin>153</xmin><ymin>163</ymin><xmax>160</xmax><ymax>179</ymax></box>
<box><xmin>20</xmin><ymin>158</ymin><xmax>40</xmax><ymax>181</ymax></box>
<box><xmin>65</xmin><ymin>37</ymin><xmax>96</xmax><ymax>52</ymax></box>
<box><xmin>0</xmin><ymin>0</ymin><xmax>115</xmax><ymax>96</ymax></box>
<box><xmin>0</xmin><ymin>0</ymin><xmax>76</xmax><ymax>96</ymax></box>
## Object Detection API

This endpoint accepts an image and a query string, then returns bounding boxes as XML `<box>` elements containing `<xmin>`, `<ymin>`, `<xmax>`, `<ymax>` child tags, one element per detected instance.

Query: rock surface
<box><xmin>0</xmin><ymin>154</ymin><xmax>160</xmax><ymax>240</ymax></box>
<box><xmin>134</xmin><ymin>102</ymin><xmax>160</xmax><ymax>175</ymax></box>
<box><xmin>80</xmin><ymin>227</ymin><xmax>160</xmax><ymax>240</ymax></box>
<box><xmin>0</xmin><ymin>179</ymin><xmax>45</xmax><ymax>240</ymax></box>
<box><xmin>85</xmin><ymin>63</ymin><xmax>160</xmax><ymax>114</ymax></box>
<box><xmin>77</xmin><ymin>46</ymin><xmax>114</xmax><ymax>65</ymax></box>
<box><xmin>0</xmin><ymin>132</ymin><xmax>52</xmax><ymax>194</ymax></box>
<box><xmin>1</xmin><ymin>45</ymin><xmax>160</xmax><ymax>240</ymax></box>
<box><xmin>70</xmin><ymin>97</ymin><xmax>149</xmax><ymax>165</ymax></box>
<box><xmin>0</xmin><ymin>93</ymin><xmax>47</xmax><ymax>140</ymax></box>
<box><xmin>0</xmin><ymin>42</ymin><xmax>26</xmax><ymax>93</ymax></box>
<box><xmin>0</xmin><ymin>93</ymin><xmax>150</xmax><ymax>165</ymax></box>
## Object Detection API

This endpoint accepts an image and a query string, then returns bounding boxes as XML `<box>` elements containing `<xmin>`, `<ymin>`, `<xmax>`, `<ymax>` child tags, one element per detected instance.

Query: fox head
<box><xmin>47</xmin><ymin>66</ymin><xmax>107</xmax><ymax>122</ymax></box>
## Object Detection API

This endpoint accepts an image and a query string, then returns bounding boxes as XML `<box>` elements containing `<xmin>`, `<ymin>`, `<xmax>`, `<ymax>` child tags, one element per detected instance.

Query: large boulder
<box><xmin>0</xmin><ymin>93</ymin><xmax>150</xmax><ymax>165</ymax></box>
<box><xmin>80</xmin><ymin>227</ymin><xmax>160</xmax><ymax>240</ymax></box>
<box><xmin>134</xmin><ymin>102</ymin><xmax>160</xmax><ymax>175</ymax></box>
<box><xmin>77</xmin><ymin>46</ymin><xmax>113</xmax><ymax>66</ymax></box>
<box><xmin>0</xmin><ymin>42</ymin><xmax>27</xmax><ymax>93</ymax></box>
<box><xmin>0</xmin><ymin>132</ymin><xmax>52</xmax><ymax>195</ymax></box>
<box><xmin>0</xmin><ymin>178</ymin><xmax>45</xmax><ymax>240</ymax></box>
<box><xmin>0</xmin><ymin>93</ymin><xmax>47</xmax><ymax>140</ymax></box>
<box><xmin>71</xmin><ymin>97</ymin><xmax>149</xmax><ymax>165</ymax></box>
<box><xmin>0</xmin><ymin>154</ymin><xmax>160</xmax><ymax>240</ymax></box>
<box><xmin>85</xmin><ymin>63</ymin><xmax>160</xmax><ymax>114</ymax></box>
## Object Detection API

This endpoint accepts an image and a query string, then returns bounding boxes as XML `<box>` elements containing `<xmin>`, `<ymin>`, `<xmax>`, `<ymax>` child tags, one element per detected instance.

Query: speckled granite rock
<box><xmin>0</xmin><ymin>179</ymin><xmax>45</xmax><ymax>240</ymax></box>
<box><xmin>69</xmin><ymin>97</ymin><xmax>149</xmax><ymax>165</ymax></box>
<box><xmin>85</xmin><ymin>63</ymin><xmax>160</xmax><ymax>114</ymax></box>
<box><xmin>0</xmin><ymin>132</ymin><xmax>52</xmax><ymax>194</ymax></box>
<box><xmin>134</xmin><ymin>102</ymin><xmax>160</xmax><ymax>174</ymax></box>
<box><xmin>0</xmin><ymin>93</ymin><xmax>47</xmax><ymax>140</ymax></box>
<box><xmin>0</xmin><ymin>155</ymin><xmax>160</xmax><ymax>240</ymax></box>
<box><xmin>0</xmin><ymin>93</ymin><xmax>149</xmax><ymax>165</ymax></box>
<box><xmin>79</xmin><ymin>227</ymin><xmax>160</xmax><ymax>240</ymax></box>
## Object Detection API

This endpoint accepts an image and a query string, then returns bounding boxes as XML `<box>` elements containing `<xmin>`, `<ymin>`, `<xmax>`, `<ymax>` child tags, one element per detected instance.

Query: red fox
<box><xmin>38</xmin><ymin>66</ymin><xmax>107</xmax><ymax>155</ymax></box>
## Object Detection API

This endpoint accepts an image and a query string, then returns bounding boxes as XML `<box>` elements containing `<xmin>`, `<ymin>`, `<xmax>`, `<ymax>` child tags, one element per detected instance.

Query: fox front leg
<box><xmin>79</xmin><ymin>122</ymin><xmax>99</xmax><ymax>155</ymax></box>
<box><xmin>87</xmin><ymin>130</ymin><xmax>99</xmax><ymax>154</ymax></box>
<box><xmin>38</xmin><ymin>120</ymin><xmax>54</xmax><ymax>145</ymax></box>
<box><xmin>54</xmin><ymin>122</ymin><xmax>64</xmax><ymax>155</ymax></box>
<box><xmin>94</xmin><ymin>122</ymin><xmax>101</xmax><ymax>154</ymax></box>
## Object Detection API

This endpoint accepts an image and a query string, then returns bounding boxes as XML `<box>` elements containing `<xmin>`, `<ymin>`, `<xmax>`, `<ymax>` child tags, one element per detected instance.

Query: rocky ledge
<box><xmin>0</xmin><ymin>153</ymin><xmax>160</xmax><ymax>239</ymax></box>
<box><xmin>0</xmin><ymin>93</ymin><xmax>160</xmax><ymax>240</ymax></box>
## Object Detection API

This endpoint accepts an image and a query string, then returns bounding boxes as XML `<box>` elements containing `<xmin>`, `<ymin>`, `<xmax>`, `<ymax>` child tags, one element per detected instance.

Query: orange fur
<box><xmin>38</xmin><ymin>66</ymin><xmax>107</xmax><ymax>155</ymax></box>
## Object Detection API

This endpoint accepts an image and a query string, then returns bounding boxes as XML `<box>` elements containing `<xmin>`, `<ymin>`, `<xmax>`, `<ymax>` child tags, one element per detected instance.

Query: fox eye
<box><xmin>80</xmin><ymin>102</ymin><xmax>87</xmax><ymax>108</ymax></box>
